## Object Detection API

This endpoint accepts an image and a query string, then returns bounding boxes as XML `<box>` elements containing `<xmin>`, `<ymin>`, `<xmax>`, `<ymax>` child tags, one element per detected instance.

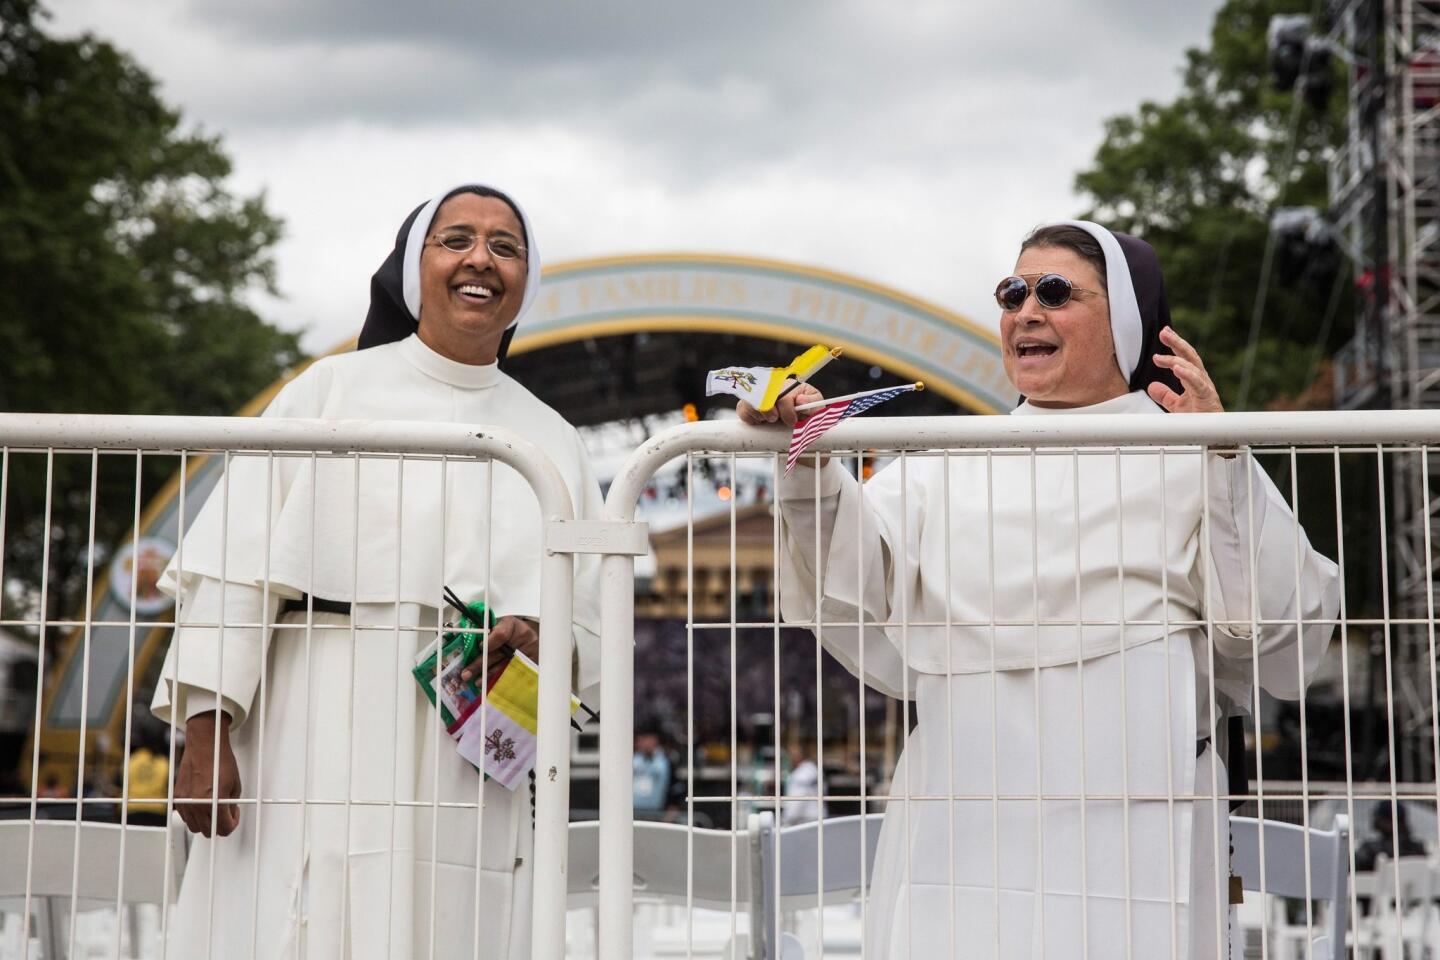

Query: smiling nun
<box><xmin>150</xmin><ymin>183</ymin><xmax>602</xmax><ymax>960</ymax></box>
<box><xmin>743</xmin><ymin>221</ymin><xmax>1341</xmax><ymax>958</ymax></box>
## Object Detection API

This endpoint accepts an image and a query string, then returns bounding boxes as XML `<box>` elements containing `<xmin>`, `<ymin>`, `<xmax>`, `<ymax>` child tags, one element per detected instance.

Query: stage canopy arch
<box><xmin>510</xmin><ymin>254</ymin><xmax>1007</xmax><ymax>420</ymax></box>
<box><xmin>243</xmin><ymin>253</ymin><xmax>1006</xmax><ymax>424</ymax></box>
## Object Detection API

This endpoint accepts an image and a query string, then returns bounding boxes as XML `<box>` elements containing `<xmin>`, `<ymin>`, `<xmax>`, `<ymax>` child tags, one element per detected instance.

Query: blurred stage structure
<box><xmin>1326</xmin><ymin>0</ymin><xmax>1440</xmax><ymax>780</ymax></box>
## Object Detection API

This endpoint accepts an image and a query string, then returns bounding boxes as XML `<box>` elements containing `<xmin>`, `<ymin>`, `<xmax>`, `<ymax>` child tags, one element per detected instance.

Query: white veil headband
<box><xmin>1042</xmin><ymin>219</ymin><xmax>1143</xmax><ymax>382</ymax></box>
<box><xmin>400</xmin><ymin>182</ymin><xmax>542</xmax><ymax>329</ymax></box>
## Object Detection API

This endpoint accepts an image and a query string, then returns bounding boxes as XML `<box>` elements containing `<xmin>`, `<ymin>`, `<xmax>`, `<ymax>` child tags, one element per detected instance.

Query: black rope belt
<box><xmin>1196</xmin><ymin>716</ymin><xmax>1250</xmax><ymax>811</ymax></box>
<box><xmin>279</xmin><ymin>594</ymin><xmax>352</xmax><ymax>617</ymax></box>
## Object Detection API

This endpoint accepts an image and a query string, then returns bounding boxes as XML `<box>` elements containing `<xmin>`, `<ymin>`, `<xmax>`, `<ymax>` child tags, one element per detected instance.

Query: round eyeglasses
<box><xmin>429</xmin><ymin>233</ymin><xmax>528</xmax><ymax>261</ymax></box>
<box><xmin>994</xmin><ymin>273</ymin><xmax>1101</xmax><ymax>311</ymax></box>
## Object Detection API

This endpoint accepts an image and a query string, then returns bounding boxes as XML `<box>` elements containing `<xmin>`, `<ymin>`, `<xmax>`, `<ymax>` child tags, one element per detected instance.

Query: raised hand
<box><xmin>1147</xmin><ymin>327</ymin><xmax>1225</xmax><ymax>414</ymax></box>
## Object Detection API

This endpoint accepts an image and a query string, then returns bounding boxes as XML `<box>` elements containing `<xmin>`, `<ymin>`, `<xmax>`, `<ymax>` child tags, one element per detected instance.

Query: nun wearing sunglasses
<box><xmin>745</xmin><ymin>221</ymin><xmax>1340</xmax><ymax>958</ymax></box>
<box><xmin>150</xmin><ymin>183</ymin><xmax>603</xmax><ymax>960</ymax></box>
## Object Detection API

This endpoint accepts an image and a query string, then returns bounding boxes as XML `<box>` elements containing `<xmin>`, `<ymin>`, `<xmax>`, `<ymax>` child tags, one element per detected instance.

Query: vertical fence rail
<box><xmin>0</xmin><ymin>414</ymin><xmax>579</xmax><ymax>960</ymax></box>
<box><xmin>601</xmin><ymin>410</ymin><xmax>1440</xmax><ymax>959</ymax></box>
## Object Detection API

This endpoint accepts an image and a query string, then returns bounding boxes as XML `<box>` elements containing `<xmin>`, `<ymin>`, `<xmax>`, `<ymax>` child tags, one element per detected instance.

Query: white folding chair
<box><xmin>747</xmin><ymin>812</ymin><xmax>1350</xmax><ymax>959</ymax></box>
<box><xmin>568</xmin><ymin>817</ymin><xmax>761</xmax><ymax>957</ymax></box>
<box><xmin>750</xmin><ymin>812</ymin><xmax>884</xmax><ymax>960</ymax></box>
<box><xmin>1230</xmin><ymin>814</ymin><xmax>1351</xmax><ymax>960</ymax></box>
<box><xmin>1351</xmin><ymin>854</ymin><xmax>1437</xmax><ymax>960</ymax></box>
<box><xmin>0</xmin><ymin>817</ymin><xmax>186</xmax><ymax>960</ymax></box>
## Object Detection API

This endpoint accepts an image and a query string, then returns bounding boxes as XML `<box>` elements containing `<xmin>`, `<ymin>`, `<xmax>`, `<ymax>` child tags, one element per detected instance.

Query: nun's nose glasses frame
<box><xmin>428</xmin><ymin>232</ymin><xmax>528</xmax><ymax>261</ymax></box>
<box><xmin>994</xmin><ymin>273</ymin><xmax>1101</xmax><ymax>311</ymax></box>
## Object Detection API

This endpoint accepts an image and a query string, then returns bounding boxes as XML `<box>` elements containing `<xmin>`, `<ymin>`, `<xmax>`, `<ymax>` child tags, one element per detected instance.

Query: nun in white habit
<box><xmin>740</xmin><ymin>221</ymin><xmax>1340</xmax><ymax>959</ymax></box>
<box><xmin>150</xmin><ymin>183</ymin><xmax>602</xmax><ymax>960</ymax></box>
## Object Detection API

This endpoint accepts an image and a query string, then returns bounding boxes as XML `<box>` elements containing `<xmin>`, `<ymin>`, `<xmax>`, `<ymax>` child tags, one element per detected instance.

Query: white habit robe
<box><xmin>150</xmin><ymin>334</ymin><xmax>603</xmax><ymax>960</ymax></box>
<box><xmin>776</xmin><ymin>390</ymin><xmax>1340</xmax><ymax>959</ymax></box>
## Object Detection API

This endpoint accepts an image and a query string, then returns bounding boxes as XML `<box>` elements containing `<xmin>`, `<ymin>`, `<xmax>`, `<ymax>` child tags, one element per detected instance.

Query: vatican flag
<box><xmin>453</xmin><ymin>651</ymin><xmax>579</xmax><ymax>790</ymax></box>
<box><xmin>704</xmin><ymin>344</ymin><xmax>839</xmax><ymax>412</ymax></box>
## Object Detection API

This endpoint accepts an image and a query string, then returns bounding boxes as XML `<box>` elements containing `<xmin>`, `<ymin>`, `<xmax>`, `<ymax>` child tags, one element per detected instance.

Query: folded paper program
<box><xmin>414</xmin><ymin>626</ymin><xmax>579</xmax><ymax>791</ymax></box>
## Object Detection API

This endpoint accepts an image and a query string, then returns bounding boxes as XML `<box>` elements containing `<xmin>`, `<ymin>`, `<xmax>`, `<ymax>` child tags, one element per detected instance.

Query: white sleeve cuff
<box><xmin>179</xmin><ymin>687</ymin><xmax>243</xmax><ymax>723</ymax></box>
<box><xmin>777</xmin><ymin>460</ymin><xmax>847</xmax><ymax>501</ymax></box>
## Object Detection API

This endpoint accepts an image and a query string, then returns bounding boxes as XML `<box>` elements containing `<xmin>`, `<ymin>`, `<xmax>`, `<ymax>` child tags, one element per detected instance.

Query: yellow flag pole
<box><xmin>772</xmin><ymin>347</ymin><xmax>845</xmax><ymax>405</ymax></box>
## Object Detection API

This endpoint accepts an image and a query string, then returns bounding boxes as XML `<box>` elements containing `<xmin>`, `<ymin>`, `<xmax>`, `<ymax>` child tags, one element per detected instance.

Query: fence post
<box><xmin>531</xmin><ymin>542</ymin><xmax>577</xmax><ymax>960</ymax></box>
<box><xmin>598</xmin><ymin>547</ymin><xmax>638</xmax><ymax>959</ymax></box>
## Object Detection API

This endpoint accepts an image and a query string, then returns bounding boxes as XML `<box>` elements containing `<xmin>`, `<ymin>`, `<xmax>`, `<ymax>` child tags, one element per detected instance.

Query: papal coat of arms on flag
<box><xmin>413</xmin><ymin>601</ymin><xmax>582</xmax><ymax>791</ymax></box>
<box><xmin>705</xmin><ymin>344</ymin><xmax>840</xmax><ymax>412</ymax></box>
<box><xmin>453</xmin><ymin>650</ymin><xmax>581</xmax><ymax>790</ymax></box>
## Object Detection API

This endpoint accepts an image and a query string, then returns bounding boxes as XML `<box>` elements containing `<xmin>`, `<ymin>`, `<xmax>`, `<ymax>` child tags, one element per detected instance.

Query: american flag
<box><xmin>786</xmin><ymin>385</ymin><xmax>915</xmax><ymax>473</ymax></box>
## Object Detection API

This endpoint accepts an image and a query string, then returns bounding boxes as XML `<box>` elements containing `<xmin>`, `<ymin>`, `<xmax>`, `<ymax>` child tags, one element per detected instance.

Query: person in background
<box><xmin>781</xmin><ymin>743</ymin><xmax>824</xmax><ymax>826</ymax></box>
<box><xmin>633</xmin><ymin>720</ymin><xmax>671</xmax><ymax>816</ymax></box>
<box><xmin>1355</xmin><ymin>802</ymin><xmax>1428</xmax><ymax>871</ymax></box>
<box><xmin>125</xmin><ymin>726</ymin><xmax>171</xmax><ymax>827</ymax></box>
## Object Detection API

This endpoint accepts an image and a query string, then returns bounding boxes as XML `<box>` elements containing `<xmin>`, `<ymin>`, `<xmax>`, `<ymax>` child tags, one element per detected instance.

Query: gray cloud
<box><xmin>47</xmin><ymin>0</ymin><xmax>1223</xmax><ymax>351</ymax></box>
<box><xmin>67</xmin><ymin>0</ymin><xmax>1217</xmax><ymax>183</ymax></box>
<box><xmin>183</xmin><ymin>0</ymin><xmax>828</xmax><ymax>58</ymax></box>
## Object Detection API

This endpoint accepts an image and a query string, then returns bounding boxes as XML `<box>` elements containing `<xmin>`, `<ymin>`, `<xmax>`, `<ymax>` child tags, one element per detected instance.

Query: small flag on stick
<box><xmin>451</xmin><ymin>651</ymin><xmax>582</xmax><ymax>790</ymax></box>
<box><xmin>786</xmin><ymin>383</ymin><xmax>924</xmax><ymax>474</ymax></box>
<box><xmin>705</xmin><ymin>345</ymin><xmax>841</xmax><ymax>412</ymax></box>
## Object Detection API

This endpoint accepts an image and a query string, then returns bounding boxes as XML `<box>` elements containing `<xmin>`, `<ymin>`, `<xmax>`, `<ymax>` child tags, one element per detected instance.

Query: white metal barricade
<box><xmin>0</xmin><ymin>414</ymin><xmax>583</xmax><ymax>960</ymax></box>
<box><xmin>599</xmin><ymin>411</ymin><xmax>1440</xmax><ymax>960</ymax></box>
<box><xmin>12</xmin><ymin>410</ymin><xmax>1440</xmax><ymax>958</ymax></box>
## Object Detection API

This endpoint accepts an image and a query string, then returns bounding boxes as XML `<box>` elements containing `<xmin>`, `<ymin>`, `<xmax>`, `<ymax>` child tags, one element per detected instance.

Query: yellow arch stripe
<box><xmin>541</xmin><ymin>252</ymin><xmax>999</xmax><ymax>346</ymax></box>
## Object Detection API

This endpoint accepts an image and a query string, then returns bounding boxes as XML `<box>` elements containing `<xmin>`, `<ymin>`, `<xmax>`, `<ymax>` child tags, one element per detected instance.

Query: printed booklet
<box><xmin>412</xmin><ymin>603</ymin><xmax>579</xmax><ymax>790</ymax></box>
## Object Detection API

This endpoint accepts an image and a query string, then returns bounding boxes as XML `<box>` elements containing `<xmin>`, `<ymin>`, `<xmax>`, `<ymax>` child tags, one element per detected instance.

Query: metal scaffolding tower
<box><xmin>1332</xmin><ymin>0</ymin><xmax>1440</xmax><ymax>779</ymax></box>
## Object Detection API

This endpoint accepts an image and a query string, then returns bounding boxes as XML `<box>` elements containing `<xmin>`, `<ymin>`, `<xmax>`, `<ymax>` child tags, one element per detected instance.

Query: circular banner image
<box><xmin>109</xmin><ymin>537</ymin><xmax>176</xmax><ymax>616</ymax></box>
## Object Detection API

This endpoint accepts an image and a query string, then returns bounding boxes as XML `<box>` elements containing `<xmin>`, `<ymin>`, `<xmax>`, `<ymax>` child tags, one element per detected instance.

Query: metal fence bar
<box><xmin>1245</xmin><ymin>446</ymin><xmax>1272</xmax><ymax>960</ymax></box>
<box><xmin>159</xmin><ymin>449</ymin><xmax>190</xmax><ymax>959</ymax></box>
<box><xmin>246</xmin><ymin>449</ymin><xmax>275</xmax><ymax>960</ymax></box>
<box><xmin>111</xmin><ymin>450</ymin><xmax>144</xmax><ymax>960</ymax></box>
<box><xmin>1157</xmin><ymin>447</ymin><xmax>1179</xmax><ymax>959</ymax></box>
<box><xmin>1072</xmin><ymin>448</ymin><xmax>1095</xmax><ymax>960</ymax></box>
<box><xmin>1287</xmin><ymin>447</ymin><xmax>1319</xmax><ymax>954</ymax></box>
<box><xmin>985</xmin><ymin>449</ymin><xmax>1002</xmax><ymax>960</ymax></box>
<box><xmin>65</xmin><ymin>451</ymin><xmax>99</xmax><ymax>959</ymax></box>
<box><xmin>1376</xmin><ymin>446</ymin><xmax>1406</xmax><ymax>957</ymax></box>
<box><xmin>19</xmin><ymin>449</ymin><xmax>56</xmax><ymax>958</ymax></box>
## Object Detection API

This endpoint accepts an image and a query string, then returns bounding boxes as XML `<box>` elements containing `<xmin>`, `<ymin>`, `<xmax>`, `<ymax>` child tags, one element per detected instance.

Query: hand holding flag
<box><xmin>786</xmin><ymin>383</ymin><xmax>924</xmax><ymax>474</ymax></box>
<box><xmin>706</xmin><ymin>344</ymin><xmax>841</xmax><ymax>412</ymax></box>
<box><xmin>737</xmin><ymin>381</ymin><xmax>824</xmax><ymax>427</ymax></box>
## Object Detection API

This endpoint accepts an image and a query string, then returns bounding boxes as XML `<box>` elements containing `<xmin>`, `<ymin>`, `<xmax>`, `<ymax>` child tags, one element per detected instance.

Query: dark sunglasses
<box><xmin>994</xmin><ymin>273</ymin><xmax>1101</xmax><ymax>312</ymax></box>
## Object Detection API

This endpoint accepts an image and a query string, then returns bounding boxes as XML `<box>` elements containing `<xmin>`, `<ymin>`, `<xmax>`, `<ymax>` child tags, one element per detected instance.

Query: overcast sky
<box><xmin>48</xmin><ymin>0</ymin><xmax>1222</xmax><ymax>355</ymax></box>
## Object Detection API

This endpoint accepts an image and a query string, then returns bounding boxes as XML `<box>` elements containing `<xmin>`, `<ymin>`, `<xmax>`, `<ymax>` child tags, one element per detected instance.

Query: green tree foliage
<box><xmin>0</xmin><ymin>0</ymin><xmax>302</xmax><ymax>617</ymax></box>
<box><xmin>1075</xmin><ymin>0</ymin><xmax>1349</xmax><ymax>411</ymax></box>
